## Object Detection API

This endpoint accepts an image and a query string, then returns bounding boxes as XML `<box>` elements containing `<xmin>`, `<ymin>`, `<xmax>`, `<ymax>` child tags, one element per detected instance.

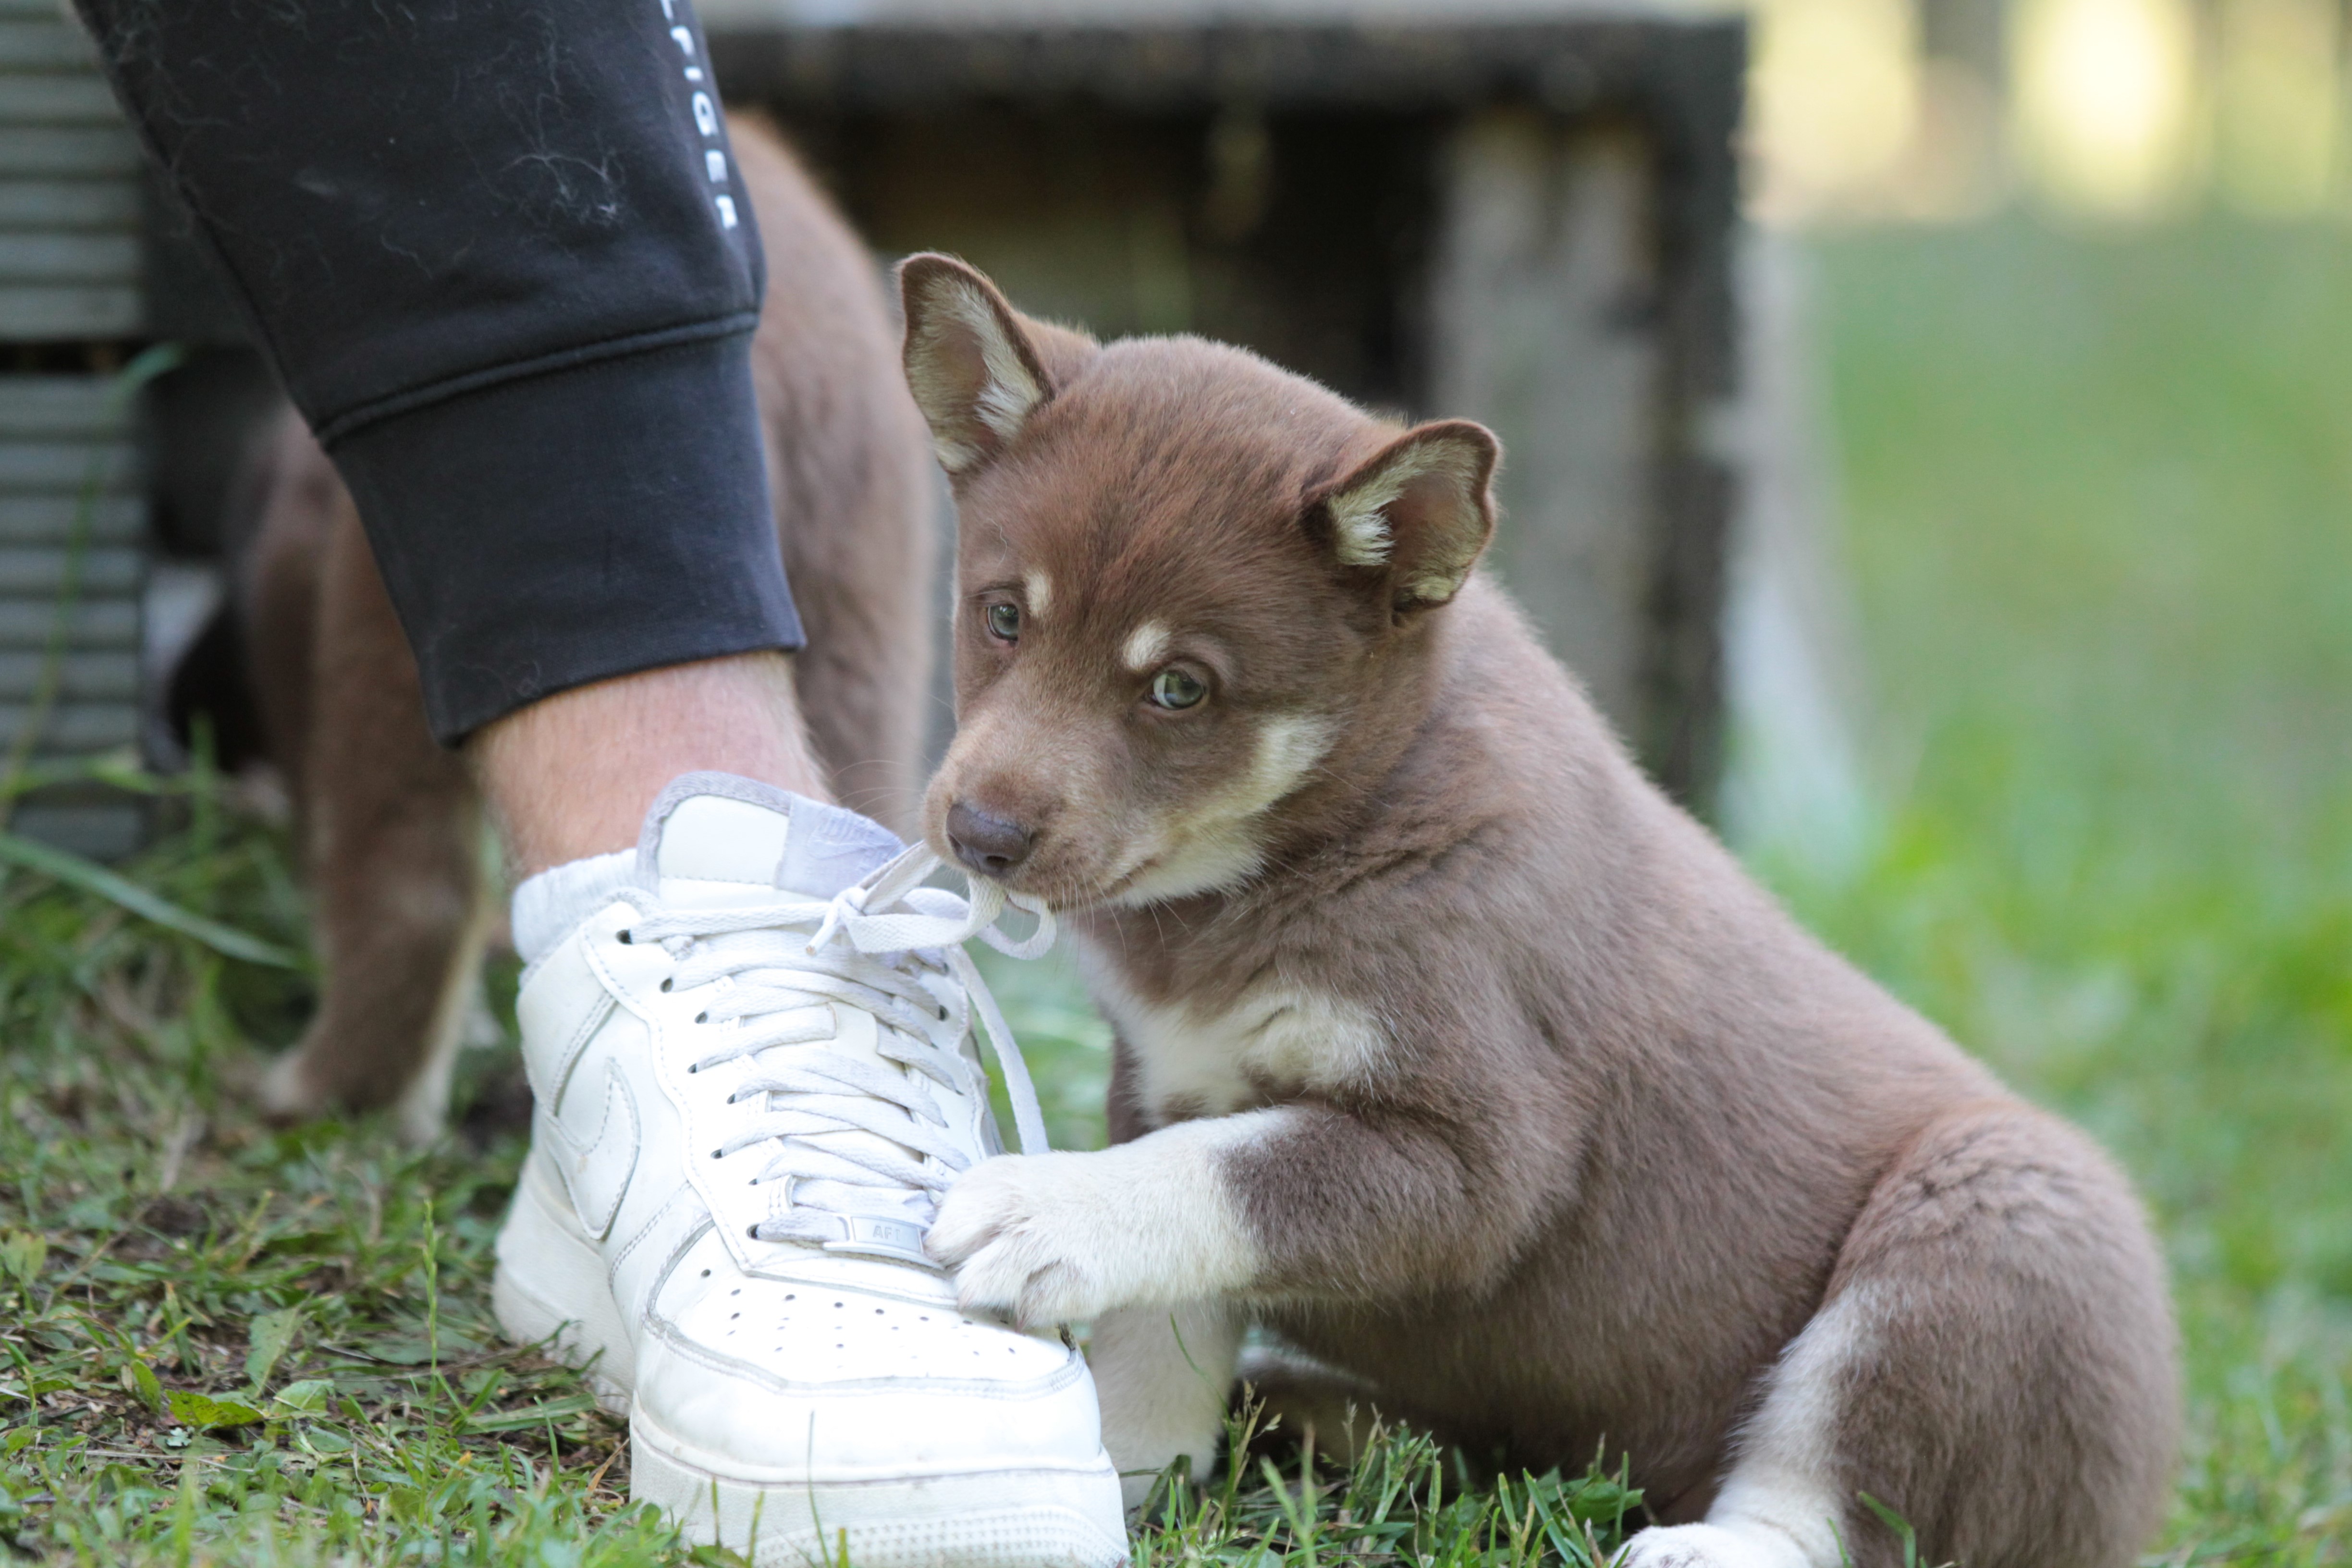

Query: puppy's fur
<box><xmin>903</xmin><ymin>256</ymin><xmax>2179</xmax><ymax>1568</ymax></box>
<box><xmin>238</xmin><ymin>118</ymin><xmax>935</xmax><ymax>1140</ymax></box>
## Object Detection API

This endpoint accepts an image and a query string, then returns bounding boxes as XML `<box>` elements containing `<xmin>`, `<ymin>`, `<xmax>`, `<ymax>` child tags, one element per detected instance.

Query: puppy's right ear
<box><xmin>898</xmin><ymin>254</ymin><xmax>1057</xmax><ymax>477</ymax></box>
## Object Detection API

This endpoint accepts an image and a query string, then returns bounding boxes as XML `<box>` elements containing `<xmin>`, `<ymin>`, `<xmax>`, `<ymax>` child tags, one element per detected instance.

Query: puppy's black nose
<box><xmin>946</xmin><ymin>802</ymin><xmax>1033</xmax><ymax>879</ymax></box>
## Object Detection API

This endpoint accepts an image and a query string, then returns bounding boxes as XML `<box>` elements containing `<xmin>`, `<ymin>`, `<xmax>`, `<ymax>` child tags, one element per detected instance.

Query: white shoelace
<box><xmin>627</xmin><ymin>846</ymin><xmax>1054</xmax><ymax>1254</ymax></box>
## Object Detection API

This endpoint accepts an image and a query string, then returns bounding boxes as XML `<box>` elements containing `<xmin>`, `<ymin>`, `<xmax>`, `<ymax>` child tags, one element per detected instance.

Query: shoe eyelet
<box><xmin>660</xmin><ymin>978</ymin><xmax>673</xmax><ymax>992</ymax></box>
<box><xmin>937</xmin><ymin>1005</ymin><xmax>948</xmax><ymax>1020</ymax></box>
<box><xmin>746</xmin><ymin>1225</ymin><xmax>761</xmax><ymax>1239</ymax></box>
<box><xmin>617</xmin><ymin>929</ymin><xmax>634</xmax><ymax>944</ymax></box>
<box><xmin>711</xmin><ymin>1149</ymin><xmax>722</xmax><ymax>1160</ymax></box>
<box><xmin>695</xmin><ymin>1011</ymin><xmax>709</xmax><ymax>1025</ymax></box>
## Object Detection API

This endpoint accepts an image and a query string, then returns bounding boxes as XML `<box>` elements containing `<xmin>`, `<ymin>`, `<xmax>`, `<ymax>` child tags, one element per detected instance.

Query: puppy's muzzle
<box><xmin>946</xmin><ymin>801</ymin><xmax>1034</xmax><ymax>879</ymax></box>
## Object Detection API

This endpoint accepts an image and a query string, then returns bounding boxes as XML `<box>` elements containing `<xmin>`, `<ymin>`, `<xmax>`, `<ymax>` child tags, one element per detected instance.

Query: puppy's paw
<box><xmin>927</xmin><ymin>1152</ymin><xmax>1119</xmax><ymax>1326</ymax></box>
<box><xmin>929</xmin><ymin>1128</ymin><xmax>1262</xmax><ymax>1327</ymax></box>
<box><xmin>1617</xmin><ymin>1524</ymin><xmax>1811</xmax><ymax>1568</ymax></box>
<box><xmin>258</xmin><ymin>1046</ymin><xmax>329</xmax><ymax>1125</ymax></box>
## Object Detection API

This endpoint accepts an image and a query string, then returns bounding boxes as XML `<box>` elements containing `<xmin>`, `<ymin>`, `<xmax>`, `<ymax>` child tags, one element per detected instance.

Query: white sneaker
<box><xmin>490</xmin><ymin>773</ymin><xmax>1127</xmax><ymax>1567</ymax></box>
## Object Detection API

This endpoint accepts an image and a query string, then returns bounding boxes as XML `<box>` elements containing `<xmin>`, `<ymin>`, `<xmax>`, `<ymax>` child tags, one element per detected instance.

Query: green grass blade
<box><xmin>0</xmin><ymin>830</ymin><xmax>302</xmax><ymax>968</ymax></box>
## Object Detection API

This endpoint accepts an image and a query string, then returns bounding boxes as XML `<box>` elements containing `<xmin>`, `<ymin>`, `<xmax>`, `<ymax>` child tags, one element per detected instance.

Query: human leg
<box><xmin>78</xmin><ymin>0</ymin><xmax>799</xmax><ymax>755</ymax></box>
<box><xmin>213</xmin><ymin>86</ymin><xmax>930</xmax><ymax>1123</ymax></box>
<box><xmin>468</xmin><ymin>651</ymin><xmax>828</xmax><ymax>879</ymax></box>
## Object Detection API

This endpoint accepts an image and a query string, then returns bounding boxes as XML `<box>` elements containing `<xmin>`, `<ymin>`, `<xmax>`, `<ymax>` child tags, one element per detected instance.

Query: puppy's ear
<box><xmin>1306</xmin><ymin>420</ymin><xmax>1500</xmax><ymax>614</ymax></box>
<box><xmin>898</xmin><ymin>254</ymin><xmax>1064</xmax><ymax>477</ymax></box>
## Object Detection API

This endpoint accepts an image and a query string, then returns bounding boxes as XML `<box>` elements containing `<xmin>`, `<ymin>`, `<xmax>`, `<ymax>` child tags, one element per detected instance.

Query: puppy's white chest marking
<box><xmin>1086</xmin><ymin>958</ymin><xmax>1385</xmax><ymax>1121</ymax></box>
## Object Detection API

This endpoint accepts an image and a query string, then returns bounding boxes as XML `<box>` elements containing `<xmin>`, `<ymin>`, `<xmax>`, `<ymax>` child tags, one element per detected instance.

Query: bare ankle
<box><xmin>467</xmin><ymin>651</ymin><xmax>830</xmax><ymax>877</ymax></box>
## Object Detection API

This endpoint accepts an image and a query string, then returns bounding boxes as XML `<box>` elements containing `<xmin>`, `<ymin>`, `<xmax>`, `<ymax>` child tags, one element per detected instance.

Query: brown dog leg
<box><xmin>732</xmin><ymin>116</ymin><xmax>936</xmax><ymax>837</ymax></box>
<box><xmin>1617</xmin><ymin>1102</ymin><xmax>2179</xmax><ymax>1568</ymax></box>
<box><xmin>1236</xmin><ymin>1337</ymin><xmax>1396</xmax><ymax>1473</ymax></box>
<box><xmin>259</xmin><ymin>496</ymin><xmax>493</xmax><ymax>1142</ymax></box>
<box><xmin>234</xmin><ymin>410</ymin><xmax>335</xmax><ymax>786</ymax></box>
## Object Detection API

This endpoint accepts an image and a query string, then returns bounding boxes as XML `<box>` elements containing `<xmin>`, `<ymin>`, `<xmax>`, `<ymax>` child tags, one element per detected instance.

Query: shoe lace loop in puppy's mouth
<box><xmin>629</xmin><ymin>846</ymin><xmax>1055</xmax><ymax>1256</ymax></box>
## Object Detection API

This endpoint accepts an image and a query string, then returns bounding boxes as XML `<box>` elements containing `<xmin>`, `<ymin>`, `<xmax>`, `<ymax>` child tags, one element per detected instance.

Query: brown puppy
<box><xmin>240</xmin><ymin>118</ymin><xmax>935</xmax><ymax>1141</ymax></box>
<box><xmin>901</xmin><ymin>255</ymin><xmax>2178</xmax><ymax>1568</ymax></box>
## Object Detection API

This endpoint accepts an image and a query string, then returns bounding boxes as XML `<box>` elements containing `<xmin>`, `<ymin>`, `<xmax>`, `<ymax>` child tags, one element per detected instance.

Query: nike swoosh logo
<box><xmin>551</xmin><ymin>1059</ymin><xmax>639</xmax><ymax>1240</ymax></box>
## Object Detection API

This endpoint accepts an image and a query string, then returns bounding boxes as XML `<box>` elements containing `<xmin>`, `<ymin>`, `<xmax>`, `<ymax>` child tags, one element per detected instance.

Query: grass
<box><xmin>1781</xmin><ymin>218</ymin><xmax>2352</xmax><ymax>1566</ymax></box>
<box><xmin>0</xmin><ymin>768</ymin><xmax>1657</xmax><ymax>1564</ymax></box>
<box><xmin>0</xmin><ymin>215</ymin><xmax>2343</xmax><ymax>1561</ymax></box>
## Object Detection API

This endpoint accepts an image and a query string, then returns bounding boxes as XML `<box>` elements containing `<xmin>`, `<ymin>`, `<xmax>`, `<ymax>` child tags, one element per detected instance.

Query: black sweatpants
<box><xmin>75</xmin><ymin>0</ymin><xmax>802</xmax><ymax>745</ymax></box>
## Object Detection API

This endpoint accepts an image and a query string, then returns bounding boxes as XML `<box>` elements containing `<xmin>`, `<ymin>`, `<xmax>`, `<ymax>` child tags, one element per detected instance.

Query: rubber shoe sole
<box><xmin>492</xmin><ymin>1162</ymin><xmax>1128</xmax><ymax>1567</ymax></box>
<box><xmin>634</xmin><ymin>1410</ymin><xmax>1127</xmax><ymax>1568</ymax></box>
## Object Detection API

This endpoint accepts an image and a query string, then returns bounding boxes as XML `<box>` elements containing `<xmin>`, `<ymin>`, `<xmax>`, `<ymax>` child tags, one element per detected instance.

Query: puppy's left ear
<box><xmin>1306</xmin><ymin>420</ymin><xmax>1500</xmax><ymax>614</ymax></box>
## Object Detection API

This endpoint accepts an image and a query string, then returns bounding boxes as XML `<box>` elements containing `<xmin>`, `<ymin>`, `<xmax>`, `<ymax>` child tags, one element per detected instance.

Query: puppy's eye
<box><xmin>984</xmin><ymin>602</ymin><xmax>1021</xmax><ymax>643</ymax></box>
<box><xmin>1148</xmin><ymin>668</ymin><xmax>1208</xmax><ymax>711</ymax></box>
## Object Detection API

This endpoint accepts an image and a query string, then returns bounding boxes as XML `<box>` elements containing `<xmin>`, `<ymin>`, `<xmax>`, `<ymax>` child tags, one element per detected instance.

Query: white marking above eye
<box><xmin>1024</xmin><ymin>571</ymin><xmax>1053</xmax><ymax>620</ymax></box>
<box><xmin>1122</xmin><ymin>622</ymin><xmax>1171</xmax><ymax>672</ymax></box>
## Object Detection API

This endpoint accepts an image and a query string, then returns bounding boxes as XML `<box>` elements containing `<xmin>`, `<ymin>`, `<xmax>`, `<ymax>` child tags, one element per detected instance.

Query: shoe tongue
<box><xmin>776</xmin><ymin>797</ymin><xmax>903</xmax><ymax>899</ymax></box>
<box><xmin>639</xmin><ymin>773</ymin><xmax>899</xmax><ymax>902</ymax></box>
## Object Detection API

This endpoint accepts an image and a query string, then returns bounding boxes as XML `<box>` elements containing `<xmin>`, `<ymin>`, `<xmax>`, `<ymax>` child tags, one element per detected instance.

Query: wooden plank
<box><xmin>0</xmin><ymin>699</ymin><xmax>137</xmax><ymax>749</ymax></box>
<box><xmin>0</xmin><ymin>376</ymin><xmax>131</xmax><ymax>433</ymax></box>
<box><xmin>1431</xmin><ymin>110</ymin><xmax>1660</xmax><ymax>749</ymax></box>
<box><xmin>4</xmin><ymin>802</ymin><xmax>146</xmax><ymax>858</ymax></box>
<box><xmin>0</xmin><ymin>283</ymin><xmax>141</xmax><ymax>336</ymax></box>
<box><xmin>0</xmin><ymin>231</ymin><xmax>138</xmax><ymax>282</ymax></box>
<box><xmin>0</xmin><ymin>648</ymin><xmax>137</xmax><ymax>699</ymax></box>
<box><xmin>0</xmin><ymin>597</ymin><xmax>137</xmax><ymax>646</ymax></box>
<box><xmin>713</xmin><ymin>16</ymin><xmax>1744</xmax><ymax>117</ymax></box>
<box><xmin>0</xmin><ymin>494</ymin><xmax>145</xmax><ymax>544</ymax></box>
<box><xmin>0</xmin><ymin>178</ymin><xmax>139</xmax><ymax>230</ymax></box>
<box><xmin>0</xmin><ymin>73</ymin><xmax>121</xmax><ymax>126</ymax></box>
<box><xmin>0</xmin><ymin>545</ymin><xmax>141</xmax><ymax>593</ymax></box>
<box><xmin>0</xmin><ymin>441</ymin><xmax>140</xmax><ymax>490</ymax></box>
<box><xmin>0</xmin><ymin>21</ymin><xmax>97</xmax><ymax>72</ymax></box>
<box><xmin>0</xmin><ymin>126</ymin><xmax>140</xmax><ymax>177</ymax></box>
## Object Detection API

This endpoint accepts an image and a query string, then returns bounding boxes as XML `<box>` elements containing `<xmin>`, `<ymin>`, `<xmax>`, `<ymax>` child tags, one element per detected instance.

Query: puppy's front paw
<box><xmin>927</xmin><ymin>1152</ymin><xmax>1117</xmax><ymax>1326</ymax></box>
<box><xmin>1617</xmin><ymin>1524</ymin><xmax>1809</xmax><ymax>1568</ymax></box>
